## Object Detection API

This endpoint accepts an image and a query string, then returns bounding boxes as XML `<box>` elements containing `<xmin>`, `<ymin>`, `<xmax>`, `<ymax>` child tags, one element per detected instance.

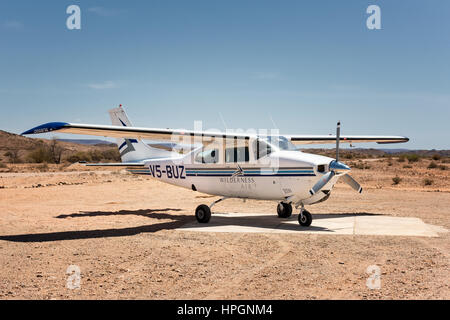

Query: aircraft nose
<box><xmin>329</xmin><ymin>160</ymin><xmax>351</xmax><ymax>172</ymax></box>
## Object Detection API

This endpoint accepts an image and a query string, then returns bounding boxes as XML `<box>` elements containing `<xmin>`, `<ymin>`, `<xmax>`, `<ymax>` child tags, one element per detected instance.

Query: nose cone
<box><xmin>329</xmin><ymin>160</ymin><xmax>351</xmax><ymax>172</ymax></box>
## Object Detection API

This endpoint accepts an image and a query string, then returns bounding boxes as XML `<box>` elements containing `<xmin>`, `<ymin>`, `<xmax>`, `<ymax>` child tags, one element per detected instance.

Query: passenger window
<box><xmin>195</xmin><ymin>149</ymin><xmax>219</xmax><ymax>164</ymax></box>
<box><xmin>225</xmin><ymin>147</ymin><xmax>249</xmax><ymax>163</ymax></box>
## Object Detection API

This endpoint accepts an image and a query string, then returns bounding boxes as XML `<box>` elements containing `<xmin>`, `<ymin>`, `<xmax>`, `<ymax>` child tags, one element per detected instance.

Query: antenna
<box><xmin>218</xmin><ymin>112</ymin><xmax>228</xmax><ymax>130</ymax></box>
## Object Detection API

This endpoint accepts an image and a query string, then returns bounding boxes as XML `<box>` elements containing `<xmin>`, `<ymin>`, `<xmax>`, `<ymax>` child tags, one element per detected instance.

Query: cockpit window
<box><xmin>253</xmin><ymin>140</ymin><xmax>272</xmax><ymax>159</ymax></box>
<box><xmin>264</xmin><ymin>136</ymin><xmax>297</xmax><ymax>151</ymax></box>
<box><xmin>253</xmin><ymin>136</ymin><xmax>296</xmax><ymax>159</ymax></box>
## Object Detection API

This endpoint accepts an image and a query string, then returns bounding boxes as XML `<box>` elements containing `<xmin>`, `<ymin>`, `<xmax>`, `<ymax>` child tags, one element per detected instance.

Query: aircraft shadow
<box><xmin>186</xmin><ymin>212</ymin><xmax>384</xmax><ymax>233</ymax></box>
<box><xmin>55</xmin><ymin>208</ymin><xmax>182</xmax><ymax>220</ymax></box>
<box><xmin>0</xmin><ymin>208</ymin><xmax>191</xmax><ymax>243</ymax></box>
<box><xmin>310</xmin><ymin>212</ymin><xmax>382</xmax><ymax>220</ymax></box>
<box><xmin>0</xmin><ymin>211</ymin><xmax>383</xmax><ymax>243</ymax></box>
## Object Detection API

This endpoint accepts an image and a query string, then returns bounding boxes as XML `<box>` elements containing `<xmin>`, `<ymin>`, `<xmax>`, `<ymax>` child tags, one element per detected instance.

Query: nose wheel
<box><xmin>298</xmin><ymin>209</ymin><xmax>312</xmax><ymax>227</ymax></box>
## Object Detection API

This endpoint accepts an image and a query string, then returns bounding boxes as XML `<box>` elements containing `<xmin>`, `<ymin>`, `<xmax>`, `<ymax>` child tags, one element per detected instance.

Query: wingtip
<box><xmin>21</xmin><ymin>122</ymin><xmax>70</xmax><ymax>135</ymax></box>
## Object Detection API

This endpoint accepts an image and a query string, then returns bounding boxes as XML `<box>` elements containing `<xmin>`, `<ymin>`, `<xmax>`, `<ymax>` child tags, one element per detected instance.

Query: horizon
<box><xmin>1</xmin><ymin>1</ymin><xmax>449</xmax><ymax>149</ymax></box>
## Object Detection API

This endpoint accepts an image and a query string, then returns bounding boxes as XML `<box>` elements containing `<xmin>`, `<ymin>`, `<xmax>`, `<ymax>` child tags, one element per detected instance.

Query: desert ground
<box><xmin>0</xmin><ymin>158</ymin><xmax>449</xmax><ymax>300</ymax></box>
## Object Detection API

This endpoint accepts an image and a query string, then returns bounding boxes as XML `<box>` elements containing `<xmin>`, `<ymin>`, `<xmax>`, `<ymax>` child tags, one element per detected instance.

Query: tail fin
<box><xmin>109</xmin><ymin>106</ymin><xmax>177</xmax><ymax>162</ymax></box>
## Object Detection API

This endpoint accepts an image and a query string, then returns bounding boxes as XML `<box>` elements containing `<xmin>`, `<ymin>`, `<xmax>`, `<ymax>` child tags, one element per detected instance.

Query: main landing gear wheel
<box><xmin>195</xmin><ymin>204</ymin><xmax>211</xmax><ymax>223</ymax></box>
<box><xmin>298</xmin><ymin>210</ymin><xmax>312</xmax><ymax>227</ymax></box>
<box><xmin>277</xmin><ymin>202</ymin><xmax>292</xmax><ymax>218</ymax></box>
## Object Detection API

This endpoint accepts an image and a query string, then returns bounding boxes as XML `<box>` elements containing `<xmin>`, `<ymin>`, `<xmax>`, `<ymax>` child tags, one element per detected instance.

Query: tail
<box><xmin>109</xmin><ymin>106</ymin><xmax>177</xmax><ymax>162</ymax></box>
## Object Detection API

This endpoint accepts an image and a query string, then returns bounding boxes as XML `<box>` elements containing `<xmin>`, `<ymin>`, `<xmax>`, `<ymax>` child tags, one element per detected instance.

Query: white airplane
<box><xmin>23</xmin><ymin>106</ymin><xmax>408</xmax><ymax>226</ymax></box>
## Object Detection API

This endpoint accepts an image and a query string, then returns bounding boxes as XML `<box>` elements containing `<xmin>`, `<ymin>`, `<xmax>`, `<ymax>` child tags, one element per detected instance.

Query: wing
<box><xmin>22</xmin><ymin>122</ymin><xmax>409</xmax><ymax>145</ymax></box>
<box><xmin>21</xmin><ymin>122</ymin><xmax>251</xmax><ymax>141</ymax></box>
<box><xmin>287</xmin><ymin>135</ymin><xmax>409</xmax><ymax>145</ymax></box>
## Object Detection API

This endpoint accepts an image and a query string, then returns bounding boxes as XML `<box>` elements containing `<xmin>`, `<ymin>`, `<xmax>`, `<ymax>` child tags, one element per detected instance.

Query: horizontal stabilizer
<box><xmin>83</xmin><ymin>162</ymin><xmax>145</xmax><ymax>167</ymax></box>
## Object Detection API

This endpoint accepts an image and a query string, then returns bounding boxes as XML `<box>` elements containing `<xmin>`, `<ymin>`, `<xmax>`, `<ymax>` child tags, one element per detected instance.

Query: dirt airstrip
<box><xmin>0</xmin><ymin>159</ymin><xmax>449</xmax><ymax>299</ymax></box>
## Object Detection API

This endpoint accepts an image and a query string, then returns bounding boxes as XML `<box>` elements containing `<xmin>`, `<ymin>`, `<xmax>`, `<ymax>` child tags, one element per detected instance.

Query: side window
<box><xmin>195</xmin><ymin>149</ymin><xmax>219</xmax><ymax>164</ymax></box>
<box><xmin>225</xmin><ymin>147</ymin><xmax>249</xmax><ymax>163</ymax></box>
<box><xmin>253</xmin><ymin>140</ymin><xmax>272</xmax><ymax>159</ymax></box>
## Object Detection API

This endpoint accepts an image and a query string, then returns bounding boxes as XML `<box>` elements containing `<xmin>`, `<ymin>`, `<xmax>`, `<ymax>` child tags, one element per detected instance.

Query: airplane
<box><xmin>22</xmin><ymin>106</ymin><xmax>409</xmax><ymax>227</ymax></box>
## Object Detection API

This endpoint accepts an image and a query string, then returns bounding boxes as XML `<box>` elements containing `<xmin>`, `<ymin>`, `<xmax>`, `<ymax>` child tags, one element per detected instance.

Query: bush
<box><xmin>343</xmin><ymin>153</ymin><xmax>354</xmax><ymax>159</ymax></box>
<box><xmin>427</xmin><ymin>162</ymin><xmax>438</xmax><ymax>169</ymax></box>
<box><xmin>27</xmin><ymin>147</ymin><xmax>52</xmax><ymax>163</ymax></box>
<box><xmin>4</xmin><ymin>150</ymin><xmax>21</xmax><ymax>163</ymax></box>
<box><xmin>397</xmin><ymin>156</ymin><xmax>406</xmax><ymax>162</ymax></box>
<box><xmin>392</xmin><ymin>176</ymin><xmax>402</xmax><ymax>185</ymax></box>
<box><xmin>403</xmin><ymin>165</ymin><xmax>412</xmax><ymax>169</ymax></box>
<box><xmin>432</xmin><ymin>154</ymin><xmax>441</xmax><ymax>161</ymax></box>
<box><xmin>424</xmin><ymin>179</ymin><xmax>433</xmax><ymax>186</ymax></box>
<box><xmin>0</xmin><ymin>163</ymin><xmax>7</xmax><ymax>169</ymax></box>
<box><xmin>100</xmin><ymin>149</ymin><xmax>121</xmax><ymax>161</ymax></box>
<box><xmin>439</xmin><ymin>165</ymin><xmax>446</xmax><ymax>170</ymax></box>
<box><xmin>406</xmin><ymin>154</ymin><xmax>420</xmax><ymax>163</ymax></box>
<box><xmin>65</xmin><ymin>149</ymin><xmax>120</xmax><ymax>163</ymax></box>
<box><xmin>66</xmin><ymin>152</ymin><xmax>92</xmax><ymax>163</ymax></box>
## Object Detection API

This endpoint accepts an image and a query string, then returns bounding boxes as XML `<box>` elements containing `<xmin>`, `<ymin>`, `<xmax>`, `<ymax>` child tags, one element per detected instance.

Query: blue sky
<box><xmin>0</xmin><ymin>0</ymin><xmax>449</xmax><ymax>149</ymax></box>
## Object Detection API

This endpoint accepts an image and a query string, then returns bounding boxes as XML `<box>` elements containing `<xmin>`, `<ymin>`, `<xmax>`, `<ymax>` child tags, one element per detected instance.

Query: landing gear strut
<box><xmin>298</xmin><ymin>207</ymin><xmax>312</xmax><ymax>227</ymax></box>
<box><xmin>277</xmin><ymin>202</ymin><xmax>292</xmax><ymax>218</ymax></box>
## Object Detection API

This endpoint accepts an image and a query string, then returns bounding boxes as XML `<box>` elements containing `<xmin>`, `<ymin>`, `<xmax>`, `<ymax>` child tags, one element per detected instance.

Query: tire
<box><xmin>298</xmin><ymin>210</ymin><xmax>312</xmax><ymax>227</ymax></box>
<box><xmin>277</xmin><ymin>202</ymin><xmax>292</xmax><ymax>218</ymax></box>
<box><xmin>195</xmin><ymin>204</ymin><xmax>211</xmax><ymax>223</ymax></box>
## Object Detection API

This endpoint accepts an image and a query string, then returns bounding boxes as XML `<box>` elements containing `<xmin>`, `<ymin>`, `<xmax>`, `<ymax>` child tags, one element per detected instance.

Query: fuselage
<box><xmin>127</xmin><ymin>148</ymin><xmax>341</xmax><ymax>206</ymax></box>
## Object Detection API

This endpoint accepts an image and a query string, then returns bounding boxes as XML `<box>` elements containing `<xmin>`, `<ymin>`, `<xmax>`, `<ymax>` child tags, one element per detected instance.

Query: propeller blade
<box><xmin>309</xmin><ymin>171</ymin><xmax>335</xmax><ymax>195</ymax></box>
<box><xmin>341</xmin><ymin>174</ymin><xmax>363</xmax><ymax>193</ymax></box>
<box><xmin>336</xmin><ymin>121</ymin><xmax>341</xmax><ymax>162</ymax></box>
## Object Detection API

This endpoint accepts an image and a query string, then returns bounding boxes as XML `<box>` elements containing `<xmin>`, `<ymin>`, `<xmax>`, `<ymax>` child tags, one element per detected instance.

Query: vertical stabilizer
<box><xmin>108</xmin><ymin>106</ymin><xmax>177</xmax><ymax>162</ymax></box>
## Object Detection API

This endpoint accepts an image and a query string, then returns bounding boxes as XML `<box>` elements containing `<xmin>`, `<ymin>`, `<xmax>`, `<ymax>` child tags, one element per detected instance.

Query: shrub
<box><xmin>397</xmin><ymin>156</ymin><xmax>406</xmax><ymax>162</ymax></box>
<box><xmin>403</xmin><ymin>165</ymin><xmax>412</xmax><ymax>169</ymax></box>
<box><xmin>406</xmin><ymin>154</ymin><xmax>420</xmax><ymax>163</ymax></box>
<box><xmin>392</xmin><ymin>176</ymin><xmax>402</xmax><ymax>185</ymax></box>
<box><xmin>4</xmin><ymin>150</ymin><xmax>21</xmax><ymax>163</ymax></box>
<box><xmin>424</xmin><ymin>179</ymin><xmax>433</xmax><ymax>186</ymax></box>
<box><xmin>66</xmin><ymin>152</ymin><xmax>92</xmax><ymax>163</ymax></box>
<box><xmin>100</xmin><ymin>149</ymin><xmax>121</xmax><ymax>161</ymax></box>
<box><xmin>427</xmin><ymin>162</ymin><xmax>438</xmax><ymax>169</ymax></box>
<box><xmin>432</xmin><ymin>154</ymin><xmax>441</xmax><ymax>161</ymax></box>
<box><xmin>27</xmin><ymin>147</ymin><xmax>52</xmax><ymax>163</ymax></box>
<box><xmin>343</xmin><ymin>154</ymin><xmax>353</xmax><ymax>159</ymax></box>
<box><xmin>65</xmin><ymin>149</ymin><xmax>120</xmax><ymax>163</ymax></box>
<box><xmin>439</xmin><ymin>165</ymin><xmax>446</xmax><ymax>170</ymax></box>
<box><xmin>0</xmin><ymin>163</ymin><xmax>7</xmax><ymax>169</ymax></box>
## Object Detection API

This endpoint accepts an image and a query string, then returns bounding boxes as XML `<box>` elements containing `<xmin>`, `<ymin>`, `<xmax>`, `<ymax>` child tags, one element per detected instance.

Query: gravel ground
<box><xmin>0</xmin><ymin>162</ymin><xmax>448</xmax><ymax>299</ymax></box>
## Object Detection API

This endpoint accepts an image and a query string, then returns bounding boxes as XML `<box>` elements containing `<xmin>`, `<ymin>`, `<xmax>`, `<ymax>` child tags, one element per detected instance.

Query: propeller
<box><xmin>309</xmin><ymin>121</ymin><xmax>363</xmax><ymax>195</ymax></box>
<box><xmin>309</xmin><ymin>171</ymin><xmax>335</xmax><ymax>195</ymax></box>
<box><xmin>341</xmin><ymin>174</ymin><xmax>363</xmax><ymax>193</ymax></box>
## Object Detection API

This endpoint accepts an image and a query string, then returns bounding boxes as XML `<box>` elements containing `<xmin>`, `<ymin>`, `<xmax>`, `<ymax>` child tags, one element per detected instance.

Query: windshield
<box><xmin>261</xmin><ymin>136</ymin><xmax>297</xmax><ymax>151</ymax></box>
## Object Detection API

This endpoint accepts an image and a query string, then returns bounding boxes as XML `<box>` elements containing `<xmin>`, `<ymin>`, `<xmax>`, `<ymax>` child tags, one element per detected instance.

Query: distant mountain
<box><xmin>0</xmin><ymin>130</ymin><xmax>118</xmax><ymax>163</ymax></box>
